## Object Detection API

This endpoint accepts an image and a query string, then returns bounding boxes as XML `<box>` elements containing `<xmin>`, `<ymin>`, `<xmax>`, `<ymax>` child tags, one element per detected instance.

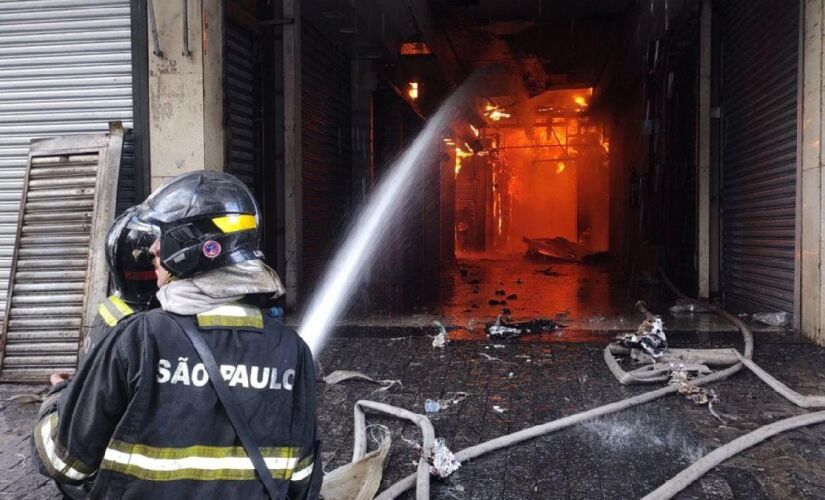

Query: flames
<box><xmin>484</xmin><ymin>103</ymin><xmax>511</xmax><ymax>121</ymax></box>
<box><xmin>455</xmin><ymin>146</ymin><xmax>473</xmax><ymax>176</ymax></box>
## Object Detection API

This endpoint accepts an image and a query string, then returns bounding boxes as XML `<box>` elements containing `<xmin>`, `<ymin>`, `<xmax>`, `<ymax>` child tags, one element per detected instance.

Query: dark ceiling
<box><xmin>426</xmin><ymin>0</ymin><xmax>631</xmax><ymax>93</ymax></box>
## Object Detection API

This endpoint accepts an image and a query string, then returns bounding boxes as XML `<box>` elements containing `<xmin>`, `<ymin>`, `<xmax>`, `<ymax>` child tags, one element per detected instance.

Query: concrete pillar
<box><xmin>147</xmin><ymin>0</ymin><xmax>224</xmax><ymax>190</ymax></box>
<box><xmin>800</xmin><ymin>0</ymin><xmax>824</xmax><ymax>343</ymax></box>
<box><xmin>282</xmin><ymin>0</ymin><xmax>302</xmax><ymax>308</ymax></box>
<box><xmin>696</xmin><ymin>0</ymin><xmax>712</xmax><ymax>299</ymax></box>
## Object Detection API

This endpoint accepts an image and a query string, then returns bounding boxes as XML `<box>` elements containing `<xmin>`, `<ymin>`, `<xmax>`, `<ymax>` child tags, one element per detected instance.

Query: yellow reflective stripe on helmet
<box><xmin>212</xmin><ymin>214</ymin><xmax>257</xmax><ymax>233</ymax></box>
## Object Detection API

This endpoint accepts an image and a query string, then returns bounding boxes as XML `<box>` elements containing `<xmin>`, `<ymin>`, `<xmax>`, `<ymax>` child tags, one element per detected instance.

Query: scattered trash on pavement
<box><xmin>479</xmin><ymin>352</ymin><xmax>505</xmax><ymax>362</ymax></box>
<box><xmin>430</xmin><ymin>438</ymin><xmax>461</xmax><ymax>478</ymax></box>
<box><xmin>670</xmin><ymin>366</ymin><xmax>726</xmax><ymax>424</ymax></box>
<box><xmin>323</xmin><ymin>370</ymin><xmax>402</xmax><ymax>394</ymax></box>
<box><xmin>320</xmin><ymin>424</ymin><xmax>391</xmax><ymax>500</ymax></box>
<box><xmin>615</xmin><ymin>316</ymin><xmax>668</xmax><ymax>357</ymax></box>
<box><xmin>424</xmin><ymin>399</ymin><xmax>441</xmax><ymax>414</ymax></box>
<box><xmin>432</xmin><ymin>320</ymin><xmax>450</xmax><ymax>348</ymax></box>
<box><xmin>752</xmin><ymin>311</ymin><xmax>791</xmax><ymax>327</ymax></box>
<box><xmin>5</xmin><ymin>393</ymin><xmax>43</xmax><ymax>404</ymax></box>
<box><xmin>669</xmin><ymin>298</ymin><xmax>714</xmax><ymax>314</ymax></box>
<box><xmin>492</xmin><ymin>405</ymin><xmax>507</xmax><ymax>414</ymax></box>
<box><xmin>486</xmin><ymin>316</ymin><xmax>561</xmax><ymax>339</ymax></box>
<box><xmin>536</xmin><ymin>267</ymin><xmax>562</xmax><ymax>277</ymax></box>
<box><xmin>426</xmin><ymin>392</ymin><xmax>469</xmax><ymax>414</ymax></box>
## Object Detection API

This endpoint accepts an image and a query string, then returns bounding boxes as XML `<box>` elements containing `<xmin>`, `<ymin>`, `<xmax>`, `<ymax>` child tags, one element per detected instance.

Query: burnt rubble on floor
<box><xmin>669</xmin><ymin>298</ymin><xmax>714</xmax><ymax>314</ymax></box>
<box><xmin>615</xmin><ymin>316</ymin><xmax>668</xmax><ymax>358</ymax></box>
<box><xmin>536</xmin><ymin>266</ymin><xmax>562</xmax><ymax>277</ymax></box>
<box><xmin>486</xmin><ymin>315</ymin><xmax>563</xmax><ymax>339</ymax></box>
<box><xmin>432</xmin><ymin>321</ymin><xmax>450</xmax><ymax>348</ymax></box>
<box><xmin>751</xmin><ymin>311</ymin><xmax>791</xmax><ymax>327</ymax></box>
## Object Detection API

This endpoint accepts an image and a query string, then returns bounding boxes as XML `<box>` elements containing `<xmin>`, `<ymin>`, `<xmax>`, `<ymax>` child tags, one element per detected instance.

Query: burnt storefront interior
<box><xmin>221</xmin><ymin>0</ymin><xmax>800</xmax><ymax>327</ymax></box>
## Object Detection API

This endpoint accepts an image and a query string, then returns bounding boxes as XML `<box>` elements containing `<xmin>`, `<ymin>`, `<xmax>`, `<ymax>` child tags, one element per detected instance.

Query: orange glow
<box><xmin>400</xmin><ymin>42</ymin><xmax>432</xmax><ymax>55</ymax></box>
<box><xmin>408</xmin><ymin>82</ymin><xmax>419</xmax><ymax>100</ymax></box>
<box><xmin>469</xmin><ymin>124</ymin><xmax>479</xmax><ymax>137</ymax></box>
<box><xmin>455</xmin><ymin>89</ymin><xmax>610</xmax><ymax>259</ymax></box>
<box><xmin>484</xmin><ymin>103</ymin><xmax>511</xmax><ymax>121</ymax></box>
<box><xmin>455</xmin><ymin>146</ymin><xmax>473</xmax><ymax>177</ymax></box>
<box><xmin>443</xmin><ymin>138</ymin><xmax>455</xmax><ymax>146</ymax></box>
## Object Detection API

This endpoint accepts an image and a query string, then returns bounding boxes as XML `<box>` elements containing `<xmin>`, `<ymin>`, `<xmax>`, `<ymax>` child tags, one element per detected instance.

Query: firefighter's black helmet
<box><xmin>135</xmin><ymin>171</ymin><xmax>262</xmax><ymax>278</ymax></box>
<box><xmin>105</xmin><ymin>206</ymin><xmax>159</xmax><ymax>306</ymax></box>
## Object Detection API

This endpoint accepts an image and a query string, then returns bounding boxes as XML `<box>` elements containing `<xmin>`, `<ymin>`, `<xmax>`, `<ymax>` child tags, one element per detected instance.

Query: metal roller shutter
<box><xmin>0</xmin><ymin>0</ymin><xmax>133</xmax><ymax>319</ymax></box>
<box><xmin>117</xmin><ymin>129</ymin><xmax>136</xmax><ymax>213</ymax></box>
<box><xmin>719</xmin><ymin>0</ymin><xmax>798</xmax><ymax>314</ymax></box>
<box><xmin>224</xmin><ymin>19</ymin><xmax>260</xmax><ymax>194</ymax></box>
<box><xmin>301</xmin><ymin>20</ymin><xmax>351</xmax><ymax>294</ymax></box>
<box><xmin>0</xmin><ymin>127</ymin><xmax>123</xmax><ymax>382</ymax></box>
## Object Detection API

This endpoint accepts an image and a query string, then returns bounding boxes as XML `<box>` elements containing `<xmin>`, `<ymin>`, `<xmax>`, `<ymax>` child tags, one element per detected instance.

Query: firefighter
<box><xmin>43</xmin><ymin>206</ymin><xmax>160</xmax><ymax>499</ymax></box>
<box><xmin>79</xmin><ymin>205</ymin><xmax>159</xmax><ymax>365</ymax></box>
<box><xmin>32</xmin><ymin>171</ymin><xmax>320</xmax><ymax>499</ymax></box>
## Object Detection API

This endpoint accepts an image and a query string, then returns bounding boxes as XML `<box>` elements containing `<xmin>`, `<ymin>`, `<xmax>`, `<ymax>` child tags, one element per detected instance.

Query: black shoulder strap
<box><xmin>171</xmin><ymin>317</ymin><xmax>282</xmax><ymax>499</ymax></box>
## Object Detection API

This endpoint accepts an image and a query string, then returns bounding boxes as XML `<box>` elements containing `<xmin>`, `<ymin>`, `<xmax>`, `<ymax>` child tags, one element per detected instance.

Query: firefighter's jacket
<box><xmin>32</xmin><ymin>301</ymin><xmax>320</xmax><ymax>499</ymax></box>
<box><xmin>76</xmin><ymin>295</ymin><xmax>137</xmax><ymax>367</ymax></box>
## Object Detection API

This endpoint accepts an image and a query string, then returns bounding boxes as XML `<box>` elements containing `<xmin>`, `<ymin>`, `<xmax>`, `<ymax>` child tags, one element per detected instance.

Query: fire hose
<box><xmin>368</xmin><ymin>269</ymin><xmax>825</xmax><ymax>499</ymax></box>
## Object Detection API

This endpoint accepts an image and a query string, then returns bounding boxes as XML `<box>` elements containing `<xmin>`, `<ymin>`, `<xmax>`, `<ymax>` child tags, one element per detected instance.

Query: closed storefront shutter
<box><xmin>224</xmin><ymin>18</ymin><xmax>260</xmax><ymax>194</ymax></box>
<box><xmin>0</xmin><ymin>0</ymin><xmax>133</xmax><ymax>319</ymax></box>
<box><xmin>719</xmin><ymin>0</ymin><xmax>799</xmax><ymax>314</ymax></box>
<box><xmin>301</xmin><ymin>19</ymin><xmax>351</xmax><ymax>295</ymax></box>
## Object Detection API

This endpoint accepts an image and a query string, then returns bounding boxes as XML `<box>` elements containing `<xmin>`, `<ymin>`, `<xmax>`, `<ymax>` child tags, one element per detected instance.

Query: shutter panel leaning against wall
<box><xmin>0</xmin><ymin>0</ymin><xmax>133</xmax><ymax>320</ymax></box>
<box><xmin>0</xmin><ymin>126</ymin><xmax>123</xmax><ymax>383</ymax></box>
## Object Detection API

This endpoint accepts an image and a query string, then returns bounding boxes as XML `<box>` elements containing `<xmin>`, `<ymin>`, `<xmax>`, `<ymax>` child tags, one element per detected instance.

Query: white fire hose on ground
<box><xmin>352</xmin><ymin>269</ymin><xmax>825</xmax><ymax>499</ymax></box>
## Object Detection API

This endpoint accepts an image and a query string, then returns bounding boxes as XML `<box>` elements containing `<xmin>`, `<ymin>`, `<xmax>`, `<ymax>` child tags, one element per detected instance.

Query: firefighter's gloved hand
<box><xmin>50</xmin><ymin>372</ymin><xmax>71</xmax><ymax>386</ymax></box>
<box><xmin>38</xmin><ymin>373</ymin><xmax>71</xmax><ymax>420</ymax></box>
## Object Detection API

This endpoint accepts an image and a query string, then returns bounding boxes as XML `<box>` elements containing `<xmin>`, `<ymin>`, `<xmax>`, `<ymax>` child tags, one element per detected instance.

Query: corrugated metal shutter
<box><xmin>117</xmin><ymin>129</ymin><xmax>136</xmax><ymax>213</ymax></box>
<box><xmin>301</xmin><ymin>20</ymin><xmax>351</xmax><ymax>294</ymax></box>
<box><xmin>719</xmin><ymin>0</ymin><xmax>798</xmax><ymax>314</ymax></box>
<box><xmin>0</xmin><ymin>128</ymin><xmax>123</xmax><ymax>382</ymax></box>
<box><xmin>0</xmin><ymin>0</ymin><xmax>133</xmax><ymax>318</ymax></box>
<box><xmin>225</xmin><ymin>19</ymin><xmax>260</xmax><ymax>194</ymax></box>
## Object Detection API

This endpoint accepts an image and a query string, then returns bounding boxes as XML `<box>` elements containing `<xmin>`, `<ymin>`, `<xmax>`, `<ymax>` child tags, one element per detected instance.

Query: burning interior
<box><xmin>215</xmin><ymin>0</ymin><xmax>798</xmax><ymax>330</ymax></box>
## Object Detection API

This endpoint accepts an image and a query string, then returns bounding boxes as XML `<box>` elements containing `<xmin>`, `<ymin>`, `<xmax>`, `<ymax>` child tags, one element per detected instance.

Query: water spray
<box><xmin>298</xmin><ymin>75</ymin><xmax>487</xmax><ymax>353</ymax></box>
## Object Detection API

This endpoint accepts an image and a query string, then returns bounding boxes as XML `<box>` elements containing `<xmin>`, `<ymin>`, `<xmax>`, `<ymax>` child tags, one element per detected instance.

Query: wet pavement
<box><xmin>283</xmin><ymin>256</ymin><xmax>780</xmax><ymax>342</ymax></box>
<box><xmin>439</xmin><ymin>255</ymin><xmax>780</xmax><ymax>336</ymax></box>
<box><xmin>4</xmin><ymin>322</ymin><xmax>825</xmax><ymax>499</ymax></box>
